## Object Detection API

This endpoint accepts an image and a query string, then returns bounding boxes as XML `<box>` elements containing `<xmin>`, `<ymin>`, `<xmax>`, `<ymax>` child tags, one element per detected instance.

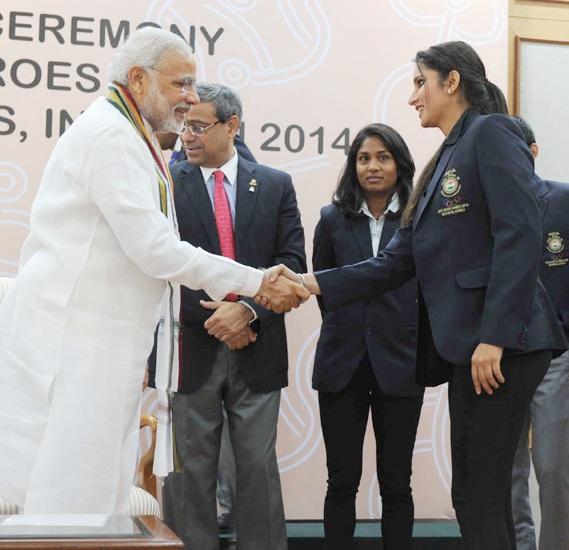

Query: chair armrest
<box><xmin>138</xmin><ymin>414</ymin><xmax>158</xmax><ymax>499</ymax></box>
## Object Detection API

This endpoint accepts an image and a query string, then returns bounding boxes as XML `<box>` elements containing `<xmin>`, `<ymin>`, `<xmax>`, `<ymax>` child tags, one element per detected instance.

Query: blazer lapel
<box><xmin>378</xmin><ymin>217</ymin><xmax>399</xmax><ymax>252</ymax></box>
<box><xmin>414</xmin><ymin>110</ymin><xmax>477</xmax><ymax>230</ymax></box>
<box><xmin>178</xmin><ymin>164</ymin><xmax>221</xmax><ymax>253</ymax></box>
<box><xmin>413</xmin><ymin>145</ymin><xmax>455</xmax><ymax>229</ymax></box>
<box><xmin>350</xmin><ymin>214</ymin><xmax>374</xmax><ymax>259</ymax></box>
<box><xmin>537</xmin><ymin>177</ymin><xmax>550</xmax><ymax>221</ymax></box>
<box><xmin>234</xmin><ymin>160</ymin><xmax>259</xmax><ymax>256</ymax></box>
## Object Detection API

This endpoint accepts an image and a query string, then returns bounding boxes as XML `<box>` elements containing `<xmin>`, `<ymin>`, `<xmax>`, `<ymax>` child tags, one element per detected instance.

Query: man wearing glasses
<box><xmin>0</xmin><ymin>29</ymin><xmax>307</xmax><ymax>515</ymax></box>
<box><xmin>162</xmin><ymin>82</ymin><xmax>306</xmax><ymax>550</ymax></box>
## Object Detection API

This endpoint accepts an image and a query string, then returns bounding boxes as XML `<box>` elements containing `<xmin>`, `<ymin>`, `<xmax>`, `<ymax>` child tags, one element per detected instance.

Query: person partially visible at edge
<box><xmin>510</xmin><ymin>115</ymin><xmax>569</xmax><ymax>550</ymax></box>
<box><xmin>263</xmin><ymin>41</ymin><xmax>567</xmax><ymax>550</ymax></box>
<box><xmin>312</xmin><ymin>123</ymin><xmax>423</xmax><ymax>550</ymax></box>
<box><xmin>0</xmin><ymin>27</ymin><xmax>307</xmax><ymax>514</ymax></box>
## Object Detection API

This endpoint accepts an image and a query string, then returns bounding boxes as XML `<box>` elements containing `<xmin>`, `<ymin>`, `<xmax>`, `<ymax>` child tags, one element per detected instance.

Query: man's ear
<box><xmin>529</xmin><ymin>143</ymin><xmax>539</xmax><ymax>159</ymax></box>
<box><xmin>227</xmin><ymin>115</ymin><xmax>240</xmax><ymax>139</ymax></box>
<box><xmin>127</xmin><ymin>66</ymin><xmax>148</xmax><ymax>95</ymax></box>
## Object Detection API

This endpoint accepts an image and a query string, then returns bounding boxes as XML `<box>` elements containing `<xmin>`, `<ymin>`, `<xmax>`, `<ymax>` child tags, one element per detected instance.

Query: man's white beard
<box><xmin>140</xmin><ymin>79</ymin><xmax>183</xmax><ymax>134</ymax></box>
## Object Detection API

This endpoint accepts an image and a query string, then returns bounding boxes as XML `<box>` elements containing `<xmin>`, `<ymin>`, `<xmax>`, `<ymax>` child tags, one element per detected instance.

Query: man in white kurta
<box><xmin>0</xmin><ymin>28</ymin><xmax>306</xmax><ymax>514</ymax></box>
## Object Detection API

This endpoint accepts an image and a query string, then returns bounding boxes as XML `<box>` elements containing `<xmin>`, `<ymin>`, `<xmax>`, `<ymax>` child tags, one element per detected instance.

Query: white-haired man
<box><xmin>0</xmin><ymin>27</ymin><xmax>307</xmax><ymax>514</ymax></box>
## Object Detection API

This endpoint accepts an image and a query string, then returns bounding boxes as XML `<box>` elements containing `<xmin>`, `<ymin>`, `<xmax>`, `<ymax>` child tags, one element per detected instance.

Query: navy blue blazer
<box><xmin>316</xmin><ymin>111</ymin><xmax>567</xmax><ymax>385</ymax></box>
<box><xmin>536</xmin><ymin>178</ymin><xmax>569</xmax><ymax>340</ymax></box>
<box><xmin>312</xmin><ymin>203</ymin><xmax>422</xmax><ymax>395</ymax></box>
<box><xmin>170</xmin><ymin>157</ymin><xmax>306</xmax><ymax>394</ymax></box>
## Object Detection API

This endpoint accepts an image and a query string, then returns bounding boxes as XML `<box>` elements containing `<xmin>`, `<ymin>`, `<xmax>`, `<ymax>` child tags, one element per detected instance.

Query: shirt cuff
<box><xmin>238</xmin><ymin>268</ymin><xmax>264</xmax><ymax>298</ymax></box>
<box><xmin>238</xmin><ymin>300</ymin><xmax>258</xmax><ymax>324</ymax></box>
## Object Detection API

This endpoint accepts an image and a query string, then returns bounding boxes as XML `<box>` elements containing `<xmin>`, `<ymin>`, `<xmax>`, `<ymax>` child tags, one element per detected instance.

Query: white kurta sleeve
<box><xmin>78</xmin><ymin>122</ymin><xmax>263</xmax><ymax>301</ymax></box>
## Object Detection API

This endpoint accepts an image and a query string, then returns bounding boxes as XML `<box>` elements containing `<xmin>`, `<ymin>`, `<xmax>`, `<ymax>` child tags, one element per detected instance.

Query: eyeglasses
<box><xmin>178</xmin><ymin>120</ymin><xmax>223</xmax><ymax>136</ymax></box>
<box><xmin>147</xmin><ymin>67</ymin><xmax>196</xmax><ymax>96</ymax></box>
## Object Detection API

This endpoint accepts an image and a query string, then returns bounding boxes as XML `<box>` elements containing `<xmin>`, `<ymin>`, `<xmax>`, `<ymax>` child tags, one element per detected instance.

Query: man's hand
<box><xmin>266</xmin><ymin>265</ymin><xmax>321</xmax><ymax>296</ymax></box>
<box><xmin>225</xmin><ymin>327</ymin><xmax>257</xmax><ymax>350</ymax></box>
<box><xmin>265</xmin><ymin>264</ymin><xmax>300</xmax><ymax>283</ymax></box>
<box><xmin>201</xmin><ymin>300</ymin><xmax>254</xmax><ymax>341</ymax></box>
<box><xmin>471</xmin><ymin>343</ymin><xmax>505</xmax><ymax>395</ymax></box>
<box><xmin>255</xmin><ymin>270</ymin><xmax>311</xmax><ymax>313</ymax></box>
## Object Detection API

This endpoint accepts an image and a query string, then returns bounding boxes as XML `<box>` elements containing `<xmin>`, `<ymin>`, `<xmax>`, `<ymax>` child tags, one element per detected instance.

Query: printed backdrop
<box><xmin>0</xmin><ymin>0</ymin><xmax>507</xmax><ymax>519</ymax></box>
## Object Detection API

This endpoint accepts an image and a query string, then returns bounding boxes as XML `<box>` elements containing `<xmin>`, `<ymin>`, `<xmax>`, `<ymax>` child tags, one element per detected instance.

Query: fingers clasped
<box><xmin>255</xmin><ymin>265</ymin><xmax>311</xmax><ymax>313</ymax></box>
<box><xmin>201</xmin><ymin>300</ymin><xmax>253</xmax><ymax>340</ymax></box>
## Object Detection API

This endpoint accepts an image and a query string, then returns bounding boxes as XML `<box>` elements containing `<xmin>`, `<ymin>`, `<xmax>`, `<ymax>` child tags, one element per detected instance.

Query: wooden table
<box><xmin>0</xmin><ymin>515</ymin><xmax>184</xmax><ymax>549</ymax></box>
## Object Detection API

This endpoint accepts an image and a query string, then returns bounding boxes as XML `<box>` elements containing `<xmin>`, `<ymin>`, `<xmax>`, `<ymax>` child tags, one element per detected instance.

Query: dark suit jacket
<box><xmin>316</xmin><ymin>110</ymin><xmax>567</xmax><ymax>385</ymax></box>
<box><xmin>536</xmin><ymin>178</ymin><xmax>569</xmax><ymax>340</ymax></box>
<box><xmin>312</xmin><ymin>203</ymin><xmax>423</xmax><ymax>395</ymax></box>
<box><xmin>170</xmin><ymin>156</ymin><xmax>306</xmax><ymax>394</ymax></box>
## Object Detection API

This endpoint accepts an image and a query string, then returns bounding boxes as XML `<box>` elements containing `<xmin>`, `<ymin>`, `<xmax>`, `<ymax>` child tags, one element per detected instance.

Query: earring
<box><xmin>447</xmin><ymin>89</ymin><xmax>452</xmax><ymax>95</ymax></box>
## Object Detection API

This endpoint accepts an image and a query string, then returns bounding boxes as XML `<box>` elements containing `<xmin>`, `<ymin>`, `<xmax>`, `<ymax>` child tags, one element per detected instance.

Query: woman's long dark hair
<box><xmin>333</xmin><ymin>123</ymin><xmax>415</xmax><ymax>219</ymax></box>
<box><xmin>401</xmin><ymin>41</ymin><xmax>508</xmax><ymax>226</ymax></box>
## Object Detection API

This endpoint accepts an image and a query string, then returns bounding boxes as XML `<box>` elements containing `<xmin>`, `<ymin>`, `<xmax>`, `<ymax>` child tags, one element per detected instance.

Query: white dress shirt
<box><xmin>200</xmin><ymin>149</ymin><xmax>239</xmax><ymax>223</ymax></box>
<box><xmin>359</xmin><ymin>194</ymin><xmax>400</xmax><ymax>256</ymax></box>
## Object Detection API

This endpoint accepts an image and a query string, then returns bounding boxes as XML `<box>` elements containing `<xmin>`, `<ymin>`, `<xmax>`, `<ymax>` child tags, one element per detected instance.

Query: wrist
<box><xmin>238</xmin><ymin>300</ymin><xmax>256</xmax><ymax>323</ymax></box>
<box><xmin>304</xmin><ymin>273</ymin><xmax>320</xmax><ymax>295</ymax></box>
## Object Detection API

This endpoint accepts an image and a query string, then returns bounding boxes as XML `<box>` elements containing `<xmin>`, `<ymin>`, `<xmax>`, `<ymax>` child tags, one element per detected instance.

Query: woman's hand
<box><xmin>266</xmin><ymin>265</ymin><xmax>321</xmax><ymax>295</ymax></box>
<box><xmin>254</xmin><ymin>265</ymin><xmax>320</xmax><ymax>310</ymax></box>
<box><xmin>470</xmin><ymin>343</ymin><xmax>505</xmax><ymax>395</ymax></box>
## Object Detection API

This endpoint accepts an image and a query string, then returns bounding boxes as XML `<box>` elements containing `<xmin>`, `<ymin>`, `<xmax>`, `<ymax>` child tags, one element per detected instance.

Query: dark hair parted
<box><xmin>401</xmin><ymin>41</ymin><xmax>508</xmax><ymax>226</ymax></box>
<box><xmin>332</xmin><ymin>123</ymin><xmax>415</xmax><ymax>219</ymax></box>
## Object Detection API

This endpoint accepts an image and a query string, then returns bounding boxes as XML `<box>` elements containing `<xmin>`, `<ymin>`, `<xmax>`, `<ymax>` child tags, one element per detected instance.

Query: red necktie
<box><xmin>213</xmin><ymin>169</ymin><xmax>237</xmax><ymax>301</ymax></box>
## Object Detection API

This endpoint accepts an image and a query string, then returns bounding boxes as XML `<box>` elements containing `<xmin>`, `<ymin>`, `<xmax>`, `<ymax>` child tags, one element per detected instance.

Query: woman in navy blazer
<box><xmin>267</xmin><ymin>42</ymin><xmax>567</xmax><ymax>549</ymax></box>
<box><xmin>313</xmin><ymin>124</ymin><xmax>424</xmax><ymax>550</ymax></box>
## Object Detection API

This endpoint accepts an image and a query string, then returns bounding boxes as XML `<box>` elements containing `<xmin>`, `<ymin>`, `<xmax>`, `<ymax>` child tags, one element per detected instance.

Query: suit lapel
<box><xmin>178</xmin><ymin>164</ymin><xmax>221</xmax><ymax>253</ymax></box>
<box><xmin>537</xmin><ymin>177</ymin><xmax>550</xmax><ymax>221</ymax></box>
<box><xmin>234</xmin><ymin>160</ymin><xmax>259</xmax><ymax>257</ymax></box>
<box><xmin>413</xmin><ymin>145</ymin><xmax>455</xmax><ymax>229</ymax></box>
<box><xmin>378</xmin><ymin>217</ymin><xmax>399</xmax><ymax>252</ymax></box>
<box><xmin>350</xmin><ymin>215</ymin><xmax>373</xmax><ymax>259</ymax></box>
<box><xmin>414</xmin><ymin>110</ymin><xmax>477</xmax><ymax>230</ymax></box>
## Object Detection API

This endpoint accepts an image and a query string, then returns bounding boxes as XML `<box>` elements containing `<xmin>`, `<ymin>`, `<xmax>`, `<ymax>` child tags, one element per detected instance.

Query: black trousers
<box><xmin>318</xmin><ymin>357</ymin><xmax>424</xmax><ymax>550</ymax></box>
<box><xmin>448</xmin><ymin>350</ymin><xmax>551</xmax><ymax>550</ymax></box>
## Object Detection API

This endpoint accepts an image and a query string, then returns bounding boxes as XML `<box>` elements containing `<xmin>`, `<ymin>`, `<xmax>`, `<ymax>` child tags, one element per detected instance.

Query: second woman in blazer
<box><xmin>313</xmin><ymin>124</ymin><xmax>424</xmax><ymax>550</ymax></box>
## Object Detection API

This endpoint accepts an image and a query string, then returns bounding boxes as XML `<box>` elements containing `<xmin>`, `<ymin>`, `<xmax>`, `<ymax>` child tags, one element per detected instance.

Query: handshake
<box><xmin>201</xmin><ymin>265</ymin><xmax>318</xmax><ymax>353</ymax></box>
<box><xmin>255</xmin><ymin>265</ymin><xmax>318</xmax><ymax>313</ymax></box>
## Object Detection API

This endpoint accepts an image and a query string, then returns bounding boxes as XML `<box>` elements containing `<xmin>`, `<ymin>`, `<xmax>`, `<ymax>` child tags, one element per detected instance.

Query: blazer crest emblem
<box><xmin>437</xmin><ymin>168</ymin><xmax>469</xmax><ymax>218</ymax></box>
<box><xmin>441</xmin><ymin>168</ymin><xmax>461</xmax><ymax>198</ymax></box>
<box><xmin>546</xmin><ymin>232</ymin><xmax>564</xmax><ymax>254</ymax></box>
<box><xmin>545</xmin><ymin>231</ymin><xmax>568</xmax><ymax>268</ymax></box>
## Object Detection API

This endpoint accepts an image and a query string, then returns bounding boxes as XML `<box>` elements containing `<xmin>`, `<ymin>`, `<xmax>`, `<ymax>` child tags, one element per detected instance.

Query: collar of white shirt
<box><xmin>200</xmin><ymin>148</ymin><xmax>239</xmax><ymax>186</ymax></box>
<box><xmin>359</xmin><ymin>193</ymin><xmax>400</xmax><ymax>220</ymax></box>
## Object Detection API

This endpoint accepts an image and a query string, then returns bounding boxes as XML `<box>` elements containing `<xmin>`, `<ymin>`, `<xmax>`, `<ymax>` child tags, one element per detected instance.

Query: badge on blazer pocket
<box><xmin>545</xmin><ymin>232</ymin><xmax>568</xmax><ymax>267</ymax></box>
<box><xmin>437</xmin><ymin>168</ymin><xmax>470</xmax><ymax>217</ymax></box>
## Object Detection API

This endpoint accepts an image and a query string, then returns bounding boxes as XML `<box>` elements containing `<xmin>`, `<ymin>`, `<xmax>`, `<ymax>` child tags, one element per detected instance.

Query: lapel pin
<box><xmin>248</xmin><ymin>179</ymin><xmax>258</xmax><ymax>193</ymax></box>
